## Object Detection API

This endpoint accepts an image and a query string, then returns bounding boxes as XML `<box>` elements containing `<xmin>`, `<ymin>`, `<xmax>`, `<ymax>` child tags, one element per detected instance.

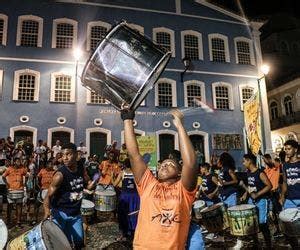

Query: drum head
<box><xmin>228</xmin><ymin>204</ymin><xmax>256</xmax><ymax>211</ymax></box>
<box><xmin>0</xmin><ymin>219</ymin><xmax>7</xmax><ymax>249</ymax></box>
<box><xmin>279</xmin><ymin>208</ymin><xmax>300</xmax><ymax>222</ymax></box>
<box><xmin>201</xmin><ymin>203</ymin><xmax>221</xmax><ymax>213</ymax></box>
<box><xmin>97</xmin><ymin>190</ymin><xmax>116</xmax><ymax>196</ymax></box>
<box><xmin>193</xmin><ymin>200</ymin><xmax>205</xmax><ymax>208</ymax></box>
<box><xmin>42</xmin><ymin>220</ymin><xmax>72</xmax><ymax>250</ymax></box>
<box><xmin>81</xmin><ymin>199</ymin><xmax>95</xmax><ymax>208</ymax></box>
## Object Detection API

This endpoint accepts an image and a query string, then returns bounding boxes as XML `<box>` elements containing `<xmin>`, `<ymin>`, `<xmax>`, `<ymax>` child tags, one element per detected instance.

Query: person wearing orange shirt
<box><xmin>2</xmin><ymin>157</ymin><xmax>28</xmax><ymax>226</ymax></box>
<box><xmin>121</xmin><ymin>108</ymin><xmax>199</xmax><ymax>250</ymax></box>
<box><xmin>33</xmin><ymin>160</ymin><xmax>55</xmax><ymax>224</ymax></box>
<box><xmin>263</xmin><ymin>154</ymin><xmax>282</xmax><ymax>237</ymax></box>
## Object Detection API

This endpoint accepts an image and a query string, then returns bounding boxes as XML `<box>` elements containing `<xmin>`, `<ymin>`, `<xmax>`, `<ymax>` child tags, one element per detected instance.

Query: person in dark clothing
<box><xmin>23</xmin><ymin>136</ymin><xmax>34</xmax><ymax>160</ymax></box>
<box><xmin>242</xmin><ymin>154</ymin><xmax>272</xmax><ymax>248</ymax></box>
<box><xmin>43</xmin><ymin>143</ymin><xmax>96</xmax><ymax>249</ymax></box>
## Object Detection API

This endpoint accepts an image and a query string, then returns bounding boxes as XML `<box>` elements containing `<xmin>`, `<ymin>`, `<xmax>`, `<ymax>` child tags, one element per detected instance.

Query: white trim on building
<box><xmin>208</xmin><ymin>33</ymin><xmax>230</xmax><ymax>62</ymax></box>
<box><xmin>50</xmin><ymin>72</ymin><xmax>76</xmax><ymax>103</ymax></box>
<box><xmin>212</xmin><ymin>81</ymin><xmax>234</xmax><ymax>110</ymax></box>
<box><xmin>10</xmin><ymin>125</ymin><xmax>38</xmax><ymax>147</ymax></box>
<box><xmin>16</xmin><ymin>15</ymin><xmax>43</xmax><ymax>47</ymax></box>
<box><xmin>86</xmin><ymin>127</ymin><xmax>112</xmax><ymax>157</ymax></box>
<box><xmin>0</xmin><ymin>14</ymin><xmax>8</xmax><ymax>46</ymax></box>
<box><xmin>155</xmin><ymin>78</ymin><xmax>177</xmax><ymax>107</ymax></box>
<box><xmin>234</xmin><ymin>36</ymin><xmax>255</xmax><ymax>65</ymax></box>
<box><xmin>52</xmin><ymin>18</ymin><xmax>78</xmax><ymax>48</ymax></box>
<box><xmin>153</xmin><ymin>27</ymin><xmax>175</xmax><ymax>57</ymax></box>
<box><xmin>13</xmin><ymin>69</ymin><xmax>40</xmax><ymax>102</ymax></box>
<box><xmin>47</xmin><ymin>126</ymin><xmax>75</xmax><ymax>147</ymax></box>
<box><xmin>238</xmin><ymin>83</ymin><xmax>257</xmax><ymax>110</ymax></box>
<box><xmin>86</xmin><ymin>21</ymin><xmax>111</xmax><ymax>51</ymax></box>
<box><xmin>183</xmin><ymin>80</ymin><xmax>206</xmax><ymax>107</ymax></box>
<box><xmin>187</xmin><ymin>130</ymin><xmax>209</xmax><ymax>163</ymax></box>
<box><xmin>181</xmin><ymin>30</ymin><xmax>203</xmax><ymax>60</ymax></box>
<box><xmin>156</xmin><ymin>129</ymin><xmax>179</xmax><ymax>161</ymax></box>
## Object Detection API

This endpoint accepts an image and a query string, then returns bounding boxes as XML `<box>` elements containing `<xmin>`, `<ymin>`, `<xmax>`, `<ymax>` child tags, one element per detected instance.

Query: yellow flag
<box><xmin>244</xmin><ymin>92</ymin><xmax>262</xmax><ymax>155</ymax></box>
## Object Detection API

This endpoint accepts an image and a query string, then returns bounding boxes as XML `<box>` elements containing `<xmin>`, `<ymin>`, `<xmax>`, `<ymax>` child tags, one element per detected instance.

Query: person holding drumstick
<box><xmin>43</xmin><ymin>143</ymin><xmax>96</xmax><ymax>249</ymax></box>
<box><xmin>242</xmin><ymin>153</ymin><xmax>272</xmax><ymax>248</ymax></box>
<box><xmin>121</xmin><ymin>108</ymin><xmax>199</xmax><ymax>249</ymax></box>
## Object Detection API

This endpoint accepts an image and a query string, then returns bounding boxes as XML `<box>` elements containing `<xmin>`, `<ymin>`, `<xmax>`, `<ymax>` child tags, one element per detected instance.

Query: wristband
<box><xmin>121</xmin><ymin>109</ymin><xmax>135</xmax><ymax>121</ymax></box>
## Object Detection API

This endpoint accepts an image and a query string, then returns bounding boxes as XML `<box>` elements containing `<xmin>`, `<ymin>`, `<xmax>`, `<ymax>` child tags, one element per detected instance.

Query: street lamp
<box><xmin>181</xmin><ymin>57</ymin><xmax>191</xmax><ymax>82</ymax></box>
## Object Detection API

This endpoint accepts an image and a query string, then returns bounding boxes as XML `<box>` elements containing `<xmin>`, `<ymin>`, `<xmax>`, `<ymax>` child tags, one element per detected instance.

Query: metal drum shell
<box><xmin>94</xmin><ymin>190</ymin><xmax>116</xmax><ymax>212</ymax></box>
<box><xmin>81</xmin><ymin>199</ymin><xmax>95</xmax><ymax>216</ymax></box>
<box><xmin>279</xmin><ymin>208</ymin><xmax>300</xmax><ymax>237</ymax></box>
<box><xmin>193</xmin><ymin>200</ymin><xmax>206</xmax><ymax>220</ymax></box>
<box><xmin>0</xmin><ymin>219</ymin><xmax>8</xmax><ymax>249</ymax></box>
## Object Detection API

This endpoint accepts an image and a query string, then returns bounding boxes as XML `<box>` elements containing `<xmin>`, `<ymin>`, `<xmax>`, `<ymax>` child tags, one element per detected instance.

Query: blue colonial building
<box><xmin>0</xmin><ymin>0</ymin><xmax>272</xmax><ymax>168</ymax></box>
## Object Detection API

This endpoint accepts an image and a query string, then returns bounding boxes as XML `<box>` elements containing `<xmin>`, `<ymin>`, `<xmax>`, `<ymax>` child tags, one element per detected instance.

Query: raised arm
<box><xmin>43</xmin><ymin>172</ymin><xmax>63</xmax><ymax>219</ymax></box>
<box><xmin>121</xmin><ymin>109</ymin><xmax>147</xmax><ymax>183</ymax></box>
<box><xmin>170</xmin><ymin>109</ymin><xmax>198</xmax><ymax>191</ymax></box>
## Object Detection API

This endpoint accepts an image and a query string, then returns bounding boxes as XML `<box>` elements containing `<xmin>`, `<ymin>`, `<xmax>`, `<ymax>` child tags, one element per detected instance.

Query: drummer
<box><xmin>43</xmin><ymin>143</ymin><xmax>96</xmax><ymax>249</ymax></box>
<box><xmin>242</xmin><ymin>153</ymin><xmax>272</xmax><ymax>247</ymax></box>
<box><xmin>2</xmin><ymin>157</ymin><xmax>28</xmax><ymax>227</ymax></box>
<box><xmin>121</xmin><ymin>108</ymin><xmax>198</xmax><ymax>249</ymax></box>
<box><xmin>33</xmin><ymin>159</ymin><xmax>55</xmax><ymax>224</ymax></box>
<box><xmin>198</xmin><ymin>162</ymin><xmax>220</xmax><ymax>206</ymax></box>
<box><xmin>279</xmin><ymin>139</ymin><xmax>300</xmax><ymax>209</ymax></box>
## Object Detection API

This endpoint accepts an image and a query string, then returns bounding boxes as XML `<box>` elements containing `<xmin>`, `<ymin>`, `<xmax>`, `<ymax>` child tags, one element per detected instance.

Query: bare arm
<box><xmin>123</xmin><ymin>118</ymin><xmax>147</xmax><ymax>184</ymax></box>
<box><xmin>222</xmin><ymin>169</ymin><xmax>238</xmax><ymax>186</ymax></box>
<box><xmin>170</xmin><ymin>109</ymin><xmax>197</xmax><ymax>191</ymax></box>
<box><xmin>43</xmin><ymin>172</ymin><xmax>63</xmax><ymax>219</ymax></box>
<box><xmin>279</xmin><ymin>171</ymin><xmax>287</xmax><ymax>205</ymax></box>
<box><xmin>251</xmin><ymin>172</ymin><xmax>272</xmax><ymax>200</ymax></box>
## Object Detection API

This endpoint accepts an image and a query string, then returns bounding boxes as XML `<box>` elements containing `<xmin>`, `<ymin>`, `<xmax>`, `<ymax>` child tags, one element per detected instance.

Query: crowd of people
<box><xmin>0</xmin><ymin>109</ymin><xmax>299</xmax><ymax>250</ymax></box>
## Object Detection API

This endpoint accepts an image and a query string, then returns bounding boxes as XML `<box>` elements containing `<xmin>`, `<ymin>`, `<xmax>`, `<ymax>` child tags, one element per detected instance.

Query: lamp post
<box><xmin>181</xmin><ymin>57</ymin><xmax>191</xmax><ymax>82</ymax></box>
<box><xmin>257</xmin><ymin>64</ymin><xmax>270</xmax><ymax>155</ymax></box>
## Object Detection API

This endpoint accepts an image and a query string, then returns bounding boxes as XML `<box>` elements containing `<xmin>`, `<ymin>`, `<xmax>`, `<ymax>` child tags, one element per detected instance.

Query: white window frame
<box><xmin>212</xmin><ymin>82</ymin><xmax>234</xmax><ymax>110</ymax></box>
<box><xmin>52</xmin><ymin>18</ymin><xmax>78</xmax><ymax>49</ymax></box>
<box><xmin>86</xmin><ymin>127</ymin><xmax>111</xmax><ymax>157</ymax></box>
<box><xmin>13</xmin><ymin>69</ymin><xmax>40</xmax><ymax>102</ymax></box>
<box><xmin>86</xmin><ymin>21</ymin><xmax>111</xmax><ymax>51</ymax></box>
<box><xmin>50</xmin><ymin>72</ymin><xmax>75</xmax><ymax>103</ymax></box>
<box><xmin>183</xmin><ymin>80</ymin><xmax>206</xmax><ymax>107</ymax></box>
<box><xmin>238</xmin><ymin>83</ymin><xmax>257</xmax><ymax>110</ymax></box>
<box><xmin>153</xmin><ymin>27</ymin><xmax>175</xmax><ymax>57</ymax></box>
<box><xmin>269</xmin><ymin>99</ymin><xmax>279</xmax><ymax>120</ymax></box>
<box><xmin>10</xmin><ymin>125</ymin><xmax>38</xmax><ymax>147</ymax></box>
<box><xmin>187</xmin><ymin>130</ymin><xmax>210</xmax><ymax>163</ymax></box>
<box><xmin>181</xmin><ymin>30</ymin><xmax>203</xmax><ymax>60</ymax></box>
<box><xmin>208</xmin><ymin>33</ymin><xmax>230</xmax><ymax>62</ymax></box>
<box><xmin>282</xmin><ymin>93</ymin><xmax>294</xmax><ymax>116</ymax></box>
<box><xmin>86</xmin><ymin>89</ymin><xmax>109</xmax><ymax>104</ymax></box>
<box><xmin>234</xmin><ymin>37</ymin><xmax>255</xmax><ymax>65</ymax></box>
<box><xmin>16</xmin><ymin>15</ymin><xmax>43</xmax><ymax>47</ymax></box>
<box><xmin>0</xmin><ymin>14</ymin><xmax>8</xmax><ymax>46</ymax></box>
<box><xmin>155</xmin><ymin>78</ymin><xmax>177</xmax><ymax>107</ymax></box>
<box><xmin>156</xmin><ymin>129</ymin><xmax>179</xmax><ymax>161</ymax></box>
<box><xmin>48</xmin><ymin>127</ymin><xmax>75</xmax><ymax>147</ymax></box>
<box><xmin>127</xmin><ymin>23</ymin><xmax>144</xmax><ymax>35</ymax></box>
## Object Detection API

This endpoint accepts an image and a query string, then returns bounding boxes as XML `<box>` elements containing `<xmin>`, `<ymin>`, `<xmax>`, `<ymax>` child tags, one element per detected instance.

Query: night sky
<box><xmin>209</xmin><ymin>0</ymin><xmax>300</xmax><ymax>19</ymax></box>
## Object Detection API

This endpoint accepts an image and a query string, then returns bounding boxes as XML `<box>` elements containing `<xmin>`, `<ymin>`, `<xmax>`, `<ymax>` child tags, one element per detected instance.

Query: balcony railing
<box><xmin>270</xmin><ymin>111</ymin><xmax>300</xmax><ymax>130</ymax></box>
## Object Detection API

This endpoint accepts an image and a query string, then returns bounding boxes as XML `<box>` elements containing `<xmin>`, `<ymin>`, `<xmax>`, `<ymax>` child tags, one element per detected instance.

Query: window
<box><xmin>269</xmin><ymin>101</ymin><xmax>279</xmax><ymax>120</ymax></box>
<box><xmin>0</xmin><ymin>14</ymin><xmax>8</xmax><ymax>46</ymax></box>
<box><xmin>155</xmin><ymin>78</ymin><xmax>177</xmax><ymax>107</ymax></box>
<box><xmin>87</xmin><ymin>21</ymin><xmax>111</xmax><ymax>51</ymax></box>
<box><xmin>13</xmin><ymin>69</ymin><xmax>40</xmax><ymax>102</ymax></box>
<box><xmin>234</xmin><ymin>37</ymin><xmax>255</xmax><ymax>65</ymax></box>
<box><xmin>181</xmin><ymin>30</ymin><xmax>203</xmax><ymax>60</ymax></box>
<box><xmin>208</xmin><ymin>34</ymin><xmax>230</xmax><ymax>63</ymax></box>
<box><xmin>184</xmin><ymin>80</ymin><xmax>205</xmax><ymax>107</ymax></box>
<box><xmin>153</xmin><ymin>27</ymin><xmax>175</xmax><ymax>57</ymax></box>
<box><xmin>280</xmin><ymin>41</ymin><xmax>289</xmax><ymax>55</ymax></box>
<box><xmin>239</xmin><ymin>85</ymin><xmax>255</xmax><ymax>110</ymax></box>
<box><xmin>16</xmin><ymin>15</ymin><xmax>43</xmax><ymax>47</ymax></box>
<box><xmin>50</xmin><ymin>73</ymin><xmax>75</xmax><ymax>103</ymax></box>
<box><xmin>283</xmin><ymin>95</ymin><xmax>293</xmax><ymax>116</ymax></box>
<box><xmin>52</xmin><ymin>18</ymin><xmax>77</xmax><ymax>49</ymax></box>
<box><xmin>212</xmin><ymin>82</ymin><xmax>233</xmax><ymax>110</ymax></box>
<box><xmin>87</xmin><ymin>90</ymin><xmax>108</xmax><ymax>104</ymax></box>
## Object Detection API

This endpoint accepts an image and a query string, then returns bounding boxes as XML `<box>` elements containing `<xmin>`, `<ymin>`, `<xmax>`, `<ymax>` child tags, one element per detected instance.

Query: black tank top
<box><xmin>247</xmin><ymin>168</ymin><xmax>268</xmax><ymax>200</ymax></box>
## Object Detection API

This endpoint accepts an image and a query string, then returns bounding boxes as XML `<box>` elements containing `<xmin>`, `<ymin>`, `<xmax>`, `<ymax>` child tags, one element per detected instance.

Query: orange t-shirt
<box><xmin>98</xmin><ymin>160</ymin><xmax>120</xmax><ymax>185</ymax></box>
<box><xmin>264</xmin><ymin>163</ymin><xmax>281</xmax><ymax>191</ymax></box>
<box><xmin>3</xmin><ymin>166</ymin><xmax>27</xmax><ymax>190</ymax></box>
<box><xmin>38</xmin><ymin>169</ymin><xmax>55</xmax><ymax>189</ymax></box>
<box><xmin>134</xmin><ymin>168</ymin><xmax>196</xmax><ymax>250</ymax></box>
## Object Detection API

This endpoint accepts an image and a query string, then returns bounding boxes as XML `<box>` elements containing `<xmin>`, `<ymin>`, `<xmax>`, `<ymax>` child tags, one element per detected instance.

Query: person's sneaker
<box><xmin>205</xmin><ymin>233</ymin><xmax>215</xmax><ymax>240</ymax></box>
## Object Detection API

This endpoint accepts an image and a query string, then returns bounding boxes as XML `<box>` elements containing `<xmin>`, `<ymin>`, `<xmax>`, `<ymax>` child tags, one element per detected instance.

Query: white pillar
<box><xmin>175</xmin><ymin>0</ymin><xmax>181</xmax><ymax>14</ymax></box>
<box><xmin>251</xmin><ymin>21</ymin><xmax>273</xmax><ymax>154</ymax></box>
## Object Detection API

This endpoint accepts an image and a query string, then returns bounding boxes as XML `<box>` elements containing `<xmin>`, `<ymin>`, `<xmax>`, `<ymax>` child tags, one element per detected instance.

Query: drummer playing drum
<box><xmin>2</xmin><ymin>157</ymin><xmax>28</xmax><ymax>227</ymax></box>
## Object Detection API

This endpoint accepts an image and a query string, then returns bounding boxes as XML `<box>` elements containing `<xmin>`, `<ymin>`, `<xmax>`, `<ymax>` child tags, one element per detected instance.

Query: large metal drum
<box><xmin>0</xmin><ymin>219</ymin><xmax>8</xmax><ymax>249</ymax></box>
<box><xmin>279</xmin><ymin>208</ymin><xmax>300</xmax><ymax>237</ymax></box>
<box><xmin>81</xmin><ymin>199</ymin><xmax>95</xmax><ymax>216</ymax></box>
<box><xmin>94</xmin><ymin>189</ymin><xmax>116</xmax><ymax>212</ymax></box>
<box><xmin>7</xmin><ymin>190</ymin><xmax>24</xmax><ymax>201</ymax></box>
<box><xmin>81</xmin><ymin>21</ymin><xmax>171</xmax><ymax>111</ymax></box>
<box><xmin>6</xmin><ymin>220</ymin><xmax>71</xmax><ymax>250</ymax></box>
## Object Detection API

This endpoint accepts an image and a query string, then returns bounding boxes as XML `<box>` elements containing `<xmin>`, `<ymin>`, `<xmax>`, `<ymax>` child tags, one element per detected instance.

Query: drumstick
<box><xmin>128</xmin><ymin>210</ymin><xmax>139</xmax><ymax>216</ymax></box>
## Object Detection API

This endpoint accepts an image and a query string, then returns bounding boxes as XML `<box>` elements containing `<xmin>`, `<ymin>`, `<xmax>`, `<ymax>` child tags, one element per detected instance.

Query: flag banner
<box><xmin>243</xmin><ymin>91</ymin><xmax>262</xmax><ymax>155</ymax></box>
<box><xmin>137</xmin><ymin>136</ymin><xmax>157</xmax><ymax>171</ymax></box>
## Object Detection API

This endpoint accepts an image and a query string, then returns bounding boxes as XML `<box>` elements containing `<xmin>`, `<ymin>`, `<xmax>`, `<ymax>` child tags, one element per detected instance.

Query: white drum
<box><xmin>0</xmin><ymin>219</ymin><xmax>8</xmax><ymax>249</ymax></box>
<box><xmin>279</xmin><ymin>208</ymin><xmax>300</xmax><ymax>237</ymax></box>
<box><xmin>94</xmin><ymin>190</ymin><xmax>116</xmax><ymax>212</ymax></box>
<box><xmin>7</xmin><ymin>190</ymin><xmax>24</xmax><ymax>200</ymax></box>
<box><xmin>193</xmin><ymin>200</ymin><xmax>206</xmax><ymax>219</ymax></box>
<box><xmin>37</xmin><ymin>189</ymin><xmax>48</xmax><ymax>203</ymax></box>
<box><xmin>81</xmin><ymin>199</ymin><xmax>95</xmax><ymax>216</ymax></box>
